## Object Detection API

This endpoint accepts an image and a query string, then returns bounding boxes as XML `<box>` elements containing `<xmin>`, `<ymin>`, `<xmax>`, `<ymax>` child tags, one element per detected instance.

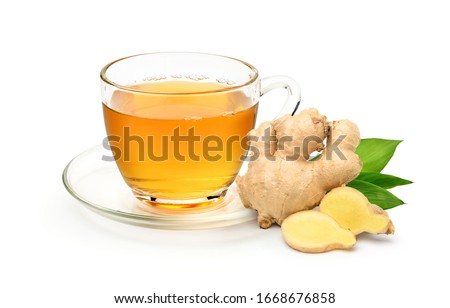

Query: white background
<box><xmin>1</xmin><ymin>0</ymin><xmax>449</xmax><ymax>307</ymax></box>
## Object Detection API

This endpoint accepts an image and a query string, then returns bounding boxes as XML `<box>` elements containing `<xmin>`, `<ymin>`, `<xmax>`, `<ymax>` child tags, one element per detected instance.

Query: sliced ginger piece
<box><xmin>320</xmin><ymin>187</ymin><xmax>394</xmax><ymax>235</ymax></box>
<box><xmin>281</xmin><ymin>211</ymin><xmax>356</xmax><ymax>253</ymax></box>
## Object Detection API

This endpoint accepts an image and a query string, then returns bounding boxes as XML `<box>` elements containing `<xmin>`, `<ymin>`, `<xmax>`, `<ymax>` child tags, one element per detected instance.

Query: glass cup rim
<box><xmin>100</xmin><ymin>52</ymin><xmax>259</xmax><ymax>95</ymax></box>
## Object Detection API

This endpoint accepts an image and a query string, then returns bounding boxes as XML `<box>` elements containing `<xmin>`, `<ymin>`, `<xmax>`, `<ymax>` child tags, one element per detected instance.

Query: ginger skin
<box><xmin>320</xmin><ymin>187</ymin><xmax>395</xmax><ymax>235</ymax></box>
<box><xmin>237</xmin><ymin>109</ymin><xmax>362</xmax><ymax>228</ymax></box>
<box><xmin>281</xmin><ymin>210</ymin><xmax>356</xmax><ymax>253</ymax></box>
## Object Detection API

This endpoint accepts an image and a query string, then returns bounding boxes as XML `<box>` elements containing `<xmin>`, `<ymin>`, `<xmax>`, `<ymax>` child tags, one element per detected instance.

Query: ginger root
<box><xmin>281</xmin><ymin>210</ymin><xmax>356</xmax><ymax>253</ymax></box>
<box><xmin>237</xmin><ymin>108</ymin><xmax>362</xmax><ymax>228</ymax></box>
<box><xmin>320</xmin><ymin>187</ymin><xmax>395</xmax><ymax>235</ymax></box>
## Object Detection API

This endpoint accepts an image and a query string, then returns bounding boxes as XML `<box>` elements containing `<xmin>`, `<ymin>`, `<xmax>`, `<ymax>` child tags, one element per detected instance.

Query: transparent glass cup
<box><xmin>100</xmin><ymin>52</ymin><xmax>300</xmax><ymax>210</ymax></box>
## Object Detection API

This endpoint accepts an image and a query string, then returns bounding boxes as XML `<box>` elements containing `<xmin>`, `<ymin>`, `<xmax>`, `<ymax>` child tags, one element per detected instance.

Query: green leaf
<box><xmin>308</xmin><ymin>153</ymin><xmax>322</xmax><ymax>161</ymax></box>
<box><xmin>356</xmin><ymin>138</ymin><xmax>402</xmax><ymax>172</ymax></box>
<box><xmin>355</xmin><ymin>171</ymin><xmax>413</xmax><ymax>189</ymax></box>
<box><xmin>346</xmin><ymin>180</ymin><xmax>405</xmax><ymax>209</ymax></box>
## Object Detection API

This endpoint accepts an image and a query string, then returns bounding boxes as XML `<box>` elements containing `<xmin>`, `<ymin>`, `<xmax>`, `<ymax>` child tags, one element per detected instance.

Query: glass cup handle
<box><xmin>260</xmin><ymin>76</ymin><xmax>301</xmax><ymax>118</ymax></box>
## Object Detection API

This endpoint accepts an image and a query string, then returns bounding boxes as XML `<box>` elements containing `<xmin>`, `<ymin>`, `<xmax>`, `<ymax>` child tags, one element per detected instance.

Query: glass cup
<box><xmin>100</xmin><ymin>52</ymin><xmax>300</xmax><ymax>210</ymax></box>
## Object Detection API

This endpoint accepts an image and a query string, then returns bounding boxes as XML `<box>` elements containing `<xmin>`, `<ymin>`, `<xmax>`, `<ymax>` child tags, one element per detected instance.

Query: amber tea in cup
<box><xmin>101</xmin><ymin>53</ymin><xmax>300</xmax><ymax>210</ymax></box>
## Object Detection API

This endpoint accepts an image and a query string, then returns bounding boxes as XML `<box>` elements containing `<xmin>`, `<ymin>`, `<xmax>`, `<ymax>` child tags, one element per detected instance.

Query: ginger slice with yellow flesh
<box><xmin>320</xmin><ymin>187</ymin><xmax>395</xmax><ymax>235</ymax></box>
<box><xmin>281</xmin><ymin>211</ymin><xmax>356</xmax><ymax>253</ymax></box>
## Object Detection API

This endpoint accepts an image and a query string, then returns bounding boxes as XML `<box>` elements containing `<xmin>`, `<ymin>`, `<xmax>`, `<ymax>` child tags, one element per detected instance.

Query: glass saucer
<box><xmin>62</xmin><ymin>146</ymin><xmax>256</xmax><ymax>230</ymax></box>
